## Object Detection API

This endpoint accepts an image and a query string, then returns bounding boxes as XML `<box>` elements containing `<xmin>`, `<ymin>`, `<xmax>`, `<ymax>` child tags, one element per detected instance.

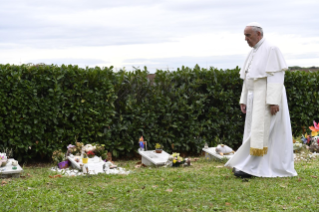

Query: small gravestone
<box><xmin>138</xmin><ymin>149</ymin><xmax>170</xmax><ymax>166</ymax></box>
<box><xmin>0</xmin><ymin>159</ymin><xmax>23</xmax><ymax>178</ymax></box>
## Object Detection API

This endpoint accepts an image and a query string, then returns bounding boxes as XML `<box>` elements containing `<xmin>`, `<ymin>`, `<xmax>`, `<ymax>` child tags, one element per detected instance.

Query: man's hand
<box><xmin>240</xmin><ymin>104</ymin><xmax>246</xmax><ymax>114</ymax></box>
<box><xmin>270</xmin><ymin>105</ymin><xmax>279</xmax><ymax>115</ymax></box>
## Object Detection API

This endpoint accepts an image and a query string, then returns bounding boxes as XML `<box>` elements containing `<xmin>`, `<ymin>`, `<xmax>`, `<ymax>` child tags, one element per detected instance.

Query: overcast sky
<box><xmin>1</xmin><ymin>0</ymin><xmax>318</xmax><ymax>73</ymax></box>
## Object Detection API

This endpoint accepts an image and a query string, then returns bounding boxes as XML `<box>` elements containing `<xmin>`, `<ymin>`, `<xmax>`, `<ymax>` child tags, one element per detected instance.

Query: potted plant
<box><xmin>101</xmin><ymin>150</ymin><xmax>109</xmax><ymax>161</ymax></box>
<box><xmin>75</xmin><ymin>142</ymin><xmax>84</xmax><ymax>156</ymax></box>
<box><xmin>94</xmin><ymin>144</ymin><xmax>105</xmax><ymax>157</ymax></box>
<box><xmin>52</xmin><ymin>150</ymin><xmax>69</xmax><ymax>169</ymax></box>
<box><xmin>87</xmin><ymin>150</ymin><xmax>95</xmax><ymax>158</ymax></box>
<box><xmin>82</xmin><ymin>153</ymin><xmax>88</xmax><ymax>164</ymax></box>
<box><xmin>155</xmin><ymin>143</ymin><xmax>163</xmax><ymax>153</ymax></box>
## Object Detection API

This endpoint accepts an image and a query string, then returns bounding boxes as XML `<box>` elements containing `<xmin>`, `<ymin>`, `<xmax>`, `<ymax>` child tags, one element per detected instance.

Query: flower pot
<box><xmin>155</xmin><ymin>149</ymin><xmax>162</xmax><ymax>153</ymax></box>
<box><xmin>57</xmin><ymin>160</ymin><xmax>69</xmax><ymax>169</ymax></box>
<box><xmin>82</xmin><ymin>158</ymin><xmax>88</xmax><ymax>164</ymax></box>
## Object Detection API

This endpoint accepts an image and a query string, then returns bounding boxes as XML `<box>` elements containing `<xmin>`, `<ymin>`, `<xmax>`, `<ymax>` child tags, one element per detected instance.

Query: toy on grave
<box><xmin>215</xmin><ymin>144</ymin><xmax>235</xmax><ymax>156</ymax></box>
<box><xmin>139</xmin><ymin>136</ymin><xmax>147</xmax><ymax>151</ymax></box>
<box><xmin>309</xmin><ymin>136</ymin><xmax>319</xmax><ymax>153</ymax></box>
<box><xmin>139</xmin><ymin>136</ymin><xmax>145</xmax><ymax>150</ymax></box>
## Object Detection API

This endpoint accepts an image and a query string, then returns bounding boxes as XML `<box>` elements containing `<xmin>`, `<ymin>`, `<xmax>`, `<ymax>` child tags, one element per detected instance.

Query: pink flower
<box><xmin>67</xmin><ymin>144</ymin><xmax>75</xmax><ymax>149</ymax></box>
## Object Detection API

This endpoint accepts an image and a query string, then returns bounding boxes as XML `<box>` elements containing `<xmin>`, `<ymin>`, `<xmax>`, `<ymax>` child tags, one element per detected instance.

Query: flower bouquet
<box><xmin>87</xmin><ymin>150</ymin><xmax>95</xmax><ymax>158</ymax></box>
<box><xmin>171</xmin><ymin>152</ymin><xmax>185</xmax><ymax>167</ymax></box>
<box><xmin>292</xmin><ymin>138</ymin><xmax>302</xmax><ymax>152</ymax></box>
<box><xmin>298</xmin><ymin>120</ymin><xmax>319</xmax><ymax>153</ymax></box>
<box><xmin>52</xmin><ymin>150</ymin><xmax>69</xmax><ymax>169</ymax></box>
<box><xmin>94</xmin><ymin>144</ymin><xmax>105</xmax><ymax>157</ymax></box>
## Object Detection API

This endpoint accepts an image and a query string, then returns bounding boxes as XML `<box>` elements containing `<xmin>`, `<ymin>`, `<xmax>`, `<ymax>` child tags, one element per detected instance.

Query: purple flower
<box><xmin>67</xmin><ymin>144</ymin><xmax>75</xmax><ymax>149</ymax></box>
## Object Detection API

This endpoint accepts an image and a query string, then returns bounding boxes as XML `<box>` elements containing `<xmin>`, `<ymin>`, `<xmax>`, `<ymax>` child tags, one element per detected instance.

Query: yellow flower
<box><xmin>173</xmin><ymin>159</ymin><xmax>177</xmax><ymax>163</ymax></box>
<box><xmin>311</xmin><ymin>131</ymin><xmax>318</xmax><ymax>137</ymax></box>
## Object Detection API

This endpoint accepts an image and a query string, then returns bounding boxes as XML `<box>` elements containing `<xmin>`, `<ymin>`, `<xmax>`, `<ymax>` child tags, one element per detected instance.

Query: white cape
<box><xmin>225</xmin><ymin>86</ymin><xmax>297</xmax><ymax>177</ymax></box>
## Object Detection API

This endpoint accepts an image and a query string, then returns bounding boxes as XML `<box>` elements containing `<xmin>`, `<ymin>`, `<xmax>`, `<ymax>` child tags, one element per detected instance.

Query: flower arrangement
<box><xmin>293</xmin><ymin>121</ymin><xmax>319</xmax><ymax>153</ymax></box>
<box><xmin>155</xmin><ymin>143</ymin><xmax>162</xmax><ymax>149</ymax></box>
<box><xmin>300</xmin><ymin>121</ymin><xmax>319</xmax><ymax>145</ymax></box>
<box><xmin>82</xmin><ymin>153</ymin><xmax>88</xmax><ymax>164</ymax></box>
<box><xmin>293</xmin><ymin>138</ymin><xmax>302</xmax><ymax>152</ymax></box>
<box><xmin>101</xmin><ymin>151</ymin><xmax>109</xmax><ymax>160</ymax></box>
<box><xmin>94</xmin><ymin>144</ymin><xmax>105</xmax><ymax>157</ymax></box>
<box><xmin>52</xmin><ymin>150</ymin><xmax>65</xmax><ymax>164</ymax></box>
<box><xmin>171</xmin><ymin>152</ymin><xmax>185</xmax><ymax>167</ymax></box>
<box><xmin>1</xmin><ymin>148</ymin><xmax>12</xmax><ymax>159</ymax></box>
<box><xmin>155</xmin><ymin>143</ymin><xmax>163</xmax><ymax>153</ymax></box>
<box><xmin>75</xmin><ymin>142</ymin><xmax>84</xmax><ymax>154</ymax></box>
<box><xmin>87</xmin><ymin>151</ymin><xmax>95</xmax><ymax>158</ymax></box>
<box><xmin>67</xmin><ymin>142</ymin><xmax>84</xmax><ymax>155</ymax></box>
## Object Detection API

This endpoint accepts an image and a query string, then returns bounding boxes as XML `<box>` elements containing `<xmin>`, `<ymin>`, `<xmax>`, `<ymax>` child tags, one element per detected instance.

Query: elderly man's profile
<box><xmin>225</xmin><ymin>22</ymin><xmax>297</xmax><ymax>178</ymax></box>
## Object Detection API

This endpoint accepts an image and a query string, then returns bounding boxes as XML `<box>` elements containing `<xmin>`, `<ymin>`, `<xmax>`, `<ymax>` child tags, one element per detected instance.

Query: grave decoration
<box><xmin>0</xmin><ymin>148</ymin><xmax>13</xmax><ymax>167</ymax></box>
<box><xmin>202</xmin><ymin>143</ymin><xmax>235</xmax><ymax>160</ymax></box>
<box><xmin>0</xmin><ymin>151</ymin><xmax>23</xmax><ymax>178</ymax></box>
<box><xmin>87</xmin><ymin>151</ymin><xmax>95</xmax><ymax>158</ymax></box>
<box><xmin>52</xmin><ymin>150</ymin><xmax>69</xmax><ymax>169</ymax></box>
<box><xmin>295</xmin><ymin>121</ymin><xmax>319</xmax><ymax>153</ymax></box>
<box><xmin>82</xmin><ymin>153</ymin><xmax>88</xmax><ymax>164</ymax></box>
<box><xmin>139</xmin><ymin>136</ymin><xmax>147</xmax><ymax>151</ymax></box>
<box><xmin>51</xmin><ymin>159</ymin><xmax>130</xmax><ymax>176</ymax></box>
<box><xmin>293</xmin><ymin>137</ymin><xmax>302</xmax><ymax>152</ymax></box>
<box><xmin>171</xmin><ymin>152</ymin><xmax>184</xmax><ymax>167</ymax></box>
<box><xmin>51</xmin><ymin>142</ymin><xmax>130</xmax><ymax>176</ymax></box>
<box><xmin>215</xmin><ymin>144</ymin><xmax>235</xmax><ymax>156</ymax></box>
<box><xmin>67</xmin><ymin>142</ymin><xmax>83</xmax><ymax>156</ymax></box>
<box><xmin>94</xmin><ymin>144</ymin><xmax>106</xmax><ymax>157</ymax></box>
<box><xmin>0</xmin><ymin>154</ymin><xmax>7</xmax><ymax>167</ymax></box>
<box><xmin>155</xmin><ymin>143</ymin><xmax>163</xmax><ymax>153</ymax></box>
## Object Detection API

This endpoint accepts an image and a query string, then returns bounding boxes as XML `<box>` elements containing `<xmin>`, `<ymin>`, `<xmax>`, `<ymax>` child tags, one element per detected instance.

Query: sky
<box><xmin>1</xmin><ymin>0</ymin><xmax>318</xmax><ymax>73</ymax></box>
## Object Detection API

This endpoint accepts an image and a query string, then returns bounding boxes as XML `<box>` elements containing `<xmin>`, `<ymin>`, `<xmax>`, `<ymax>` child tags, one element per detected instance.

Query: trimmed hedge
<box><xmin>0</xmin><ymin>64</ymin><xmax>317</xmax><ymax>161</ymax></box>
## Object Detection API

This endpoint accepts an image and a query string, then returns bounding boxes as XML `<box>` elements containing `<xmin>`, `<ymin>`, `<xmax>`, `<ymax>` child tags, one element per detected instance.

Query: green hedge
<box><xmin>0</xmin><ymin>64</ymin><xmax>317</xmax><ymax>161</ymax></box>
<box><xmin>285</xmin><ymin>71</ymin><xmax>319</xmax><ymax>135</ymax></box>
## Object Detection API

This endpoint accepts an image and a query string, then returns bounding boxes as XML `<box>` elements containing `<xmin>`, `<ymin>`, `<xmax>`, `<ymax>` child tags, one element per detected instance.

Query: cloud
<box><xmin>0</xmin><ymin>0</ymin><xmax>318</xmax><ymax>68</ymax></box>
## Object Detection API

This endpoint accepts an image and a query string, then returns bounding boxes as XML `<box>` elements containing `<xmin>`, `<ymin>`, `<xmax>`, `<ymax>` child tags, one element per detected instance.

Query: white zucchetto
<box><xmin>246</xmin><ymin>22</ymin><xmax>262</xmax><ymax>29</ymax></box>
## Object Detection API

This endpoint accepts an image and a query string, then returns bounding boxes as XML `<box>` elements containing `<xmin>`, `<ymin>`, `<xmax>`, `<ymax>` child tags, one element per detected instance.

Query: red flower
<box><xmin>87</xmin><ymin>151</ymin><xmax>95</xmax><ymax>157</ymax></box>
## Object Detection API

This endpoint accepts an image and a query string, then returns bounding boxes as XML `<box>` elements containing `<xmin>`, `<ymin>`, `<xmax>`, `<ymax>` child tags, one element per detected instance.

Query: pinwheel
<box><xmin>309</xmin><ymin>120</ymin><xmax>319</xmax><ymax>137</ymax></box>
<box><xmin>301</xmin><ymin>133</ymin><xmax>311</xmax><ymax>144</ymax></box>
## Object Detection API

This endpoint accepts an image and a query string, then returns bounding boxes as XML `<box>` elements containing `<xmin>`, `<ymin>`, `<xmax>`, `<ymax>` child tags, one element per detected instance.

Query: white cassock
<box><xmin>225</xmin><ymin>38</ymin><xmax>297</xmax><ymax>177</ymax></box>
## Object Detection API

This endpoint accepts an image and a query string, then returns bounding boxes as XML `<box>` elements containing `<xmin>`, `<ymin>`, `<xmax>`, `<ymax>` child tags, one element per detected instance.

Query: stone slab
<box><xmin>67</xmin><ymin>155</ymin><xmax>104</xmax><ymax>171</ymax></box>
<box><xmin>202</xmin><ymin>147</ymin><xmax>234</xmax><ymax>160</ymax></box>
<box><xmin>0</xmin><ymin>159</ymin><xmax>23</xmax><ymax>178</ymax></box>
<box><xmin>138</xmin><ymin>149</ymin><xmax>170</xmax><ymax>166</ymax></box>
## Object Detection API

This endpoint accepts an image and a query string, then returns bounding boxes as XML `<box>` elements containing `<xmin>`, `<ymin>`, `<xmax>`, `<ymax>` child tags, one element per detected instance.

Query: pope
<box><xmin>225</xmin><ymin>22</ymin><xmax>297</xmax><ymax>178</ymax></box>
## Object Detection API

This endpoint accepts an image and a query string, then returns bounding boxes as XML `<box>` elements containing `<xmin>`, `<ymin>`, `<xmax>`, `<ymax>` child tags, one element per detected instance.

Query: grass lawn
<box><xmin>0</xmin><ymin>157</ymin><xmax>318</xmax><ymax>212</ymax></box>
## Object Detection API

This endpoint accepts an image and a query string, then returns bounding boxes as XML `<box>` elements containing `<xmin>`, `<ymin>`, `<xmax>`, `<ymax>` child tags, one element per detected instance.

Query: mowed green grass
<box><xmin>0</xmin><ymin>157</ymin><xmax>319</xmax><ymax>212</ymax></box>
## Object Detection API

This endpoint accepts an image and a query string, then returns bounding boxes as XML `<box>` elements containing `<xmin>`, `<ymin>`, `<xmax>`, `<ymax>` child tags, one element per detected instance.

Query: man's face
<box><xmin>244</xmin><ymin>26</ymin><xmax>261</xmax><ymax>47</ymax></box>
